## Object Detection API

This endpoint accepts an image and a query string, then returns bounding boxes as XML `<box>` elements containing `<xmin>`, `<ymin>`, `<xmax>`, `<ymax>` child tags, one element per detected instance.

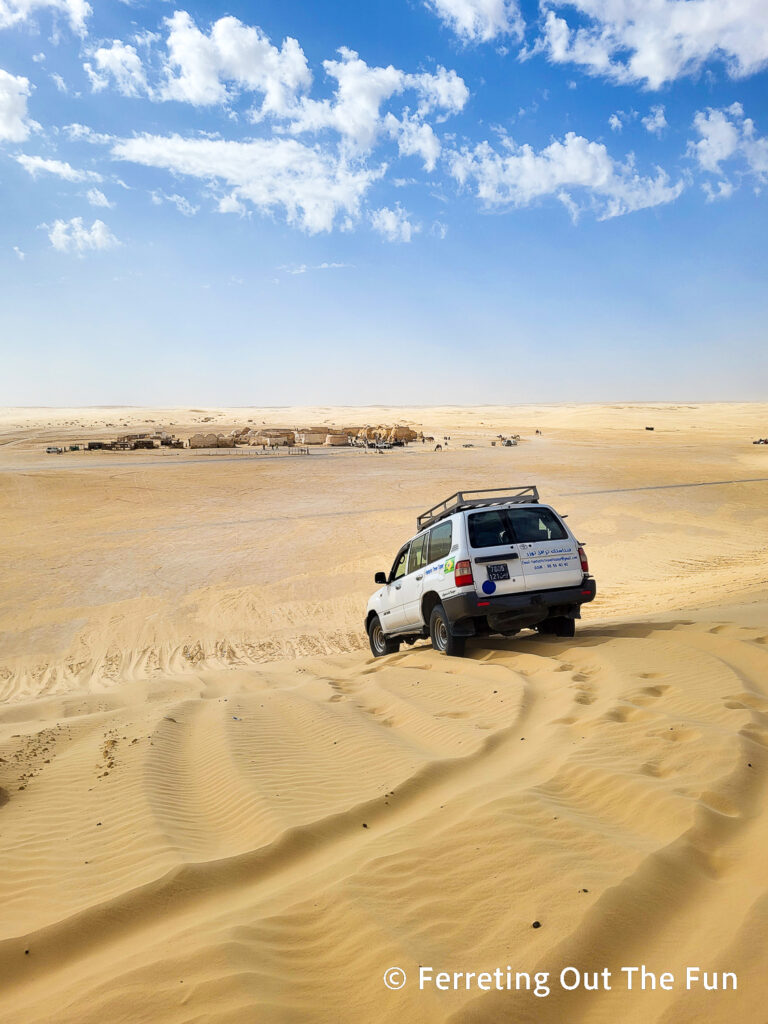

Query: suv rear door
<box><xmin>466</xmin><ymin>509</ymin><xmax>527</xmax><ymax>597</ymax></box>
<box><xmin>508</xmin><ymin>506</ymin><xmax>582</xmax><ymax>591</ymax></box>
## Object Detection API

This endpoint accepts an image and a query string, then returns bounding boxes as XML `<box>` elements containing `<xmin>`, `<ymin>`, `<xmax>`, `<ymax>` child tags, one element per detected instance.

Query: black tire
<box><xmin>550</xmin><ymin>616</ymin><xmax>576</xmax><ymax>638</ymax></box>
<box><xmin>368</xmin><ymin>615</ymin><xmax>401</xmax><ymax>657</ymax></box>
<box><xmin>429</xmin><ymin>604</ymin><xmax>466</xmax><ymax>657</ymax></box>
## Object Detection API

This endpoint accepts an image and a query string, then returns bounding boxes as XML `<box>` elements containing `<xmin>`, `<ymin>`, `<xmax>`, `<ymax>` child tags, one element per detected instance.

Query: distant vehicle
<box><xmin>365</xmin><ymin>486</ymin><xmax>596</xmax><ymax>657</ymax></box>
<box><xmin>45</xmin><ymin>446</ymin><xmax>63</xmax><ymax>454</ymax></box>
<box><xmin>502</xmin><ymin>439</ymin><xmax>516</xmax><ymax>447</ymax></box>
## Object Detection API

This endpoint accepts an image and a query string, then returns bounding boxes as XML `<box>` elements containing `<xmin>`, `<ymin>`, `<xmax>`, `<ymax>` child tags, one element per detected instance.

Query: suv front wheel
<box><xmin>368</xmin><ymin>615</ymin><xmax>401</xmax><ymax>657</ymax></box>
<box><xmin>429</xmin><ymin>604</ymin><xmax>466</xmax><ymax>657</ymax></box>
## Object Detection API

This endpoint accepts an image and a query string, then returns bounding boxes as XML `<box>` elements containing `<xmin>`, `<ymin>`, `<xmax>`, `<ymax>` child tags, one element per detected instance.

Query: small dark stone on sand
<box><xmin>532</xmin><ymin>921</ymin><xmax>541</xmax><ymax>929</ymax></box>
<box><xmin>748</xmin><ymin>763</ymin><xmax>753</xmax><ymax>768</ymax></box>
<box><xmin>24</xmin><ymin>950</ymin><xmax>29</xmax><ymax>955</ymax></box>
<box><xmin>362</xmin><ymin>823</ymin><xmax>368</xmax><ymax>828</ymax></box>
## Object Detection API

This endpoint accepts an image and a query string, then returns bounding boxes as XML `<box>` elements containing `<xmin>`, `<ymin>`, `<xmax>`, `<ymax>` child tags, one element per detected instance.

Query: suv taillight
<box><xmin>578</xmin><ymin>546</ymin><xmax>589</xmax><ymax>573</ymax></box>
<box><xmin>455</xmin><ymin>559</ymin><xmax>474</xmax><ymax>587</ymax></box>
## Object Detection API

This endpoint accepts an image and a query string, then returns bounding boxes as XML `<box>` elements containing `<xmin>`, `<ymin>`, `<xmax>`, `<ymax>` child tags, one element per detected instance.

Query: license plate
<box><xmin>487</xmin><ymin>563</ymin><xmax>510</xmax><ymax>581</ymax></box>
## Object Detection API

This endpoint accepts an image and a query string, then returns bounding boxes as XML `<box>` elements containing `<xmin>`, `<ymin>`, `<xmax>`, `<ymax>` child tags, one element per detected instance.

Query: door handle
<box><xmin>415</xmin><ymin>574</ymin><xmax>423</xmax><ymax>580</ymax></box>
<box><xmin>395</xmin><ymin>584</ymin><xmax>402</xmax><ymax>589</ymax></box>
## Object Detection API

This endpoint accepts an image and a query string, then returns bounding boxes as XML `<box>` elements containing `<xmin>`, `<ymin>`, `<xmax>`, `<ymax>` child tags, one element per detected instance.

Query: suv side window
<box><xmin>507</xmin><ymin>508</ymin><xmax>567</xmax><ymax>543</ymax></box>
<box><xmin>468</xmin><ymin>510</ymin><xmax>512</xmax><ymax>548</ymax></box>
<box><xmin>427</xmin><ymin>521</ymin><xmax>452</xmax><ymax>562</ymax></box>
<box><xmin>391</xmin><ymin>545</ymin><xmax>409</xmax><ymax>581</ymax></box>
<box><xmin>408</xmin><ymin>534</ymin><xmax>428</xmax><ymax>574</ymax></box>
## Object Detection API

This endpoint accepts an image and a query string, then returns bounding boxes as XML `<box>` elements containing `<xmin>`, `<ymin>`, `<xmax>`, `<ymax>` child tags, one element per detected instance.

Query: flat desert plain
<box><xmin>1</xmin><ymin>402</ymin><xmax>767</xmax><ymax>1024</ymax></box>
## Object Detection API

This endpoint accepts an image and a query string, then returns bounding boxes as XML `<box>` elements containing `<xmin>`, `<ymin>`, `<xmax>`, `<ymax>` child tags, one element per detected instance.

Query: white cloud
<box><xmin>13</xmin><ymin>245</ymin><xmax>25</xmax><ymax>259</ymax></box>
<box><xmin>278</xmin><ymin>261</ymin><xmax>352</xmax><ymax>274</ymax></box>
<box><xmin>151</xmin><ymin>190</ymin><xmax>199</xmax><ymax>216</ymax></box>
<box><xmin>286</xmin><ymin>48</ymin><xmax>403</xmax><ymax>151</ymax></box>
<box><xmin>85</xmin><ymin>40</ymin><xmax>149</xmax><ymax>97</ymax></box>
<box><xmin>112</xmin><ymin>133</ymin><xmax>383</xmax><ymax>234</ymax></box>
<box><xmin>217</xmin><ymin>192</ymin><xmax>246</xmax><ymax>215</ymax></box>
<box><xmin>608</xmin><ymin>113</ymin><xmax>623</xmax><ymax>132</ymax></box>
<box><xmin>286</xmin><ymin>49</ymin><xmax>468</xmax><ymax>155</ymax></box>
<box><xmin>537</xmin><ymin>1</ymin><xmax>768</xmax><ymax>89</ymax></box>
<box><xmin>702</xmin><ymin>179</ymin><xmax>735</xmax><ymax>202</ymax></box>
<box><xmin>412</xmin><ymin>66</ymin><xmax>469</xmax><ymax>118</ymax></box>
<box><xmin>0</xmin><ymin>0</ymin><xmax>90</xmax><ymax>34</ymax></box>
<box><xmin>63</xmin><ymin>122</ymin><xmax>111</xmax><ymax>144</ymax></box>
<box><xmin>51</xmin><ymin>72</ymin><xmax>67</xmax><ymax>92</ymax></box>
<box><xmin>85</xmin><ymin>20</ymin><xmax>468</xmax><ymax>163</ymax></box>
<box><xmin>370</xmin><ymin>204</ymin><xmax>419</xmax><ymax>242</ymax></box>
<box><xmin>689</xmin><ymin>103</ymin><xmax>768</xmax><ymax>188</ymax></box>
<box><xmin>449</xmin><ymin>131</ymin><xmax>684</xmax><ymax>219</ymax></box>
<box><xmin>426</xmin><ymin>0</ymin><xmax>523</xmax><ymax>43</ymax></box>
<box><xmin>47</xmin><ymin>216</ymin><xmax>119</xmax><ymax>253</ymax></box>
<box><xmin>642</xmin><ymin>105</ymin><xmax>667</xmax><ymax>136</ymax></box>
<box><xmin>0</xmin><ymin>68</ymin><xmax>33</xmax><ymax>142</ymax></box>
<box><xmin>16</xmin><ymin>153</ymin><xmax>102</xmax><ymax>181</ymax></box>
<box><xmin>385</xmin><ymin>112</ymin><xmax>441</xmax><ymax>171</ymax></box>
<box><xmin>160</xmin><ymin>11</ymin><xmax>311</xmax><ymax>116</ymax></box>
<box><xmin>86</xmin><ymin>187</ymin><xmax>113</xmax><ymax>207</ymax></box>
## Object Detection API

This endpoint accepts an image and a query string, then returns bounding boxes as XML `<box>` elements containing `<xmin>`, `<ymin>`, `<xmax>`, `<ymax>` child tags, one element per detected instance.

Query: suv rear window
<box><xmin>468</xmin><ymin>510</ymin><xmax>511</xmax><ymax>548</ymax></box>
<box><xmin>427</xmin><ymin>521</ymin><xmax>452</xmax><ymax>562</ymax></box>
<box><xmin>507</xmin><ymin>508</ymin><xmax>567</xmax><ymax>543</ymax></box>
<box><xmin>468</xmin><ymin>507</ymin><xmax>567</xmax><ymax>548</ymax></box>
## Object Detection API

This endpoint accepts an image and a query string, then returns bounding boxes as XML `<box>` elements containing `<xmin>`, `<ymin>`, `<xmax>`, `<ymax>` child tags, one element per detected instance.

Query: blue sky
<box><xmin>1</xmin><ymin>0</ymin><xmax>766</xmax><ymax>405</ymax></box>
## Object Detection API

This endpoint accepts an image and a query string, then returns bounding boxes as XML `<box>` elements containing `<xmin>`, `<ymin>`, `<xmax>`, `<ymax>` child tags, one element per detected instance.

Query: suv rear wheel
<box><xmin>429</xmin><ymin>604</ymin><xmax>466</xmax><ymax>657</ymax></box>
<box><xmin>538</xmin><ymin>616</ymin><xmax>575</xmax><ymax>638</ymax></box>
<box><xmin>368</xmin><ymin>615</ymin><xmax>401</xmax><ymax>657</ymax></box>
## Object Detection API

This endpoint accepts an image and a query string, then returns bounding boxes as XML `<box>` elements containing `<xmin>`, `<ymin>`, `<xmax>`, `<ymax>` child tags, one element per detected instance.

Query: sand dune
<box><xmin>1</xmin><ymin>404</ymin><xmax>767</xmax><ymax>1022</ymax></box>
<box><xmin>1</xmin><ymin>612</ymin><xmax>767</xmax><ymax>1022</ymax></box>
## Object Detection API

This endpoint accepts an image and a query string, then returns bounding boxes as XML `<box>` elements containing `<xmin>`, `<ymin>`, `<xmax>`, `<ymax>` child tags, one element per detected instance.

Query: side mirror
<box><xmin>374</xmin><ymin>571</ymin><xmax>387</xmax><ymax>585</ymax></box>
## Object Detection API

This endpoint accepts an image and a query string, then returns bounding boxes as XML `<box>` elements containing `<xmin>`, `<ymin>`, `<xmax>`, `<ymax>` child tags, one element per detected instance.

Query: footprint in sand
<box><xmin>640</xmin><ymin>760</ymin><xmax>671</xmax><ymax>778</ymax></box>
<box><xmin>630</xmin><ymin>684</ymin><xmax>672</xmax><ymax>705</ymax></box>
<box><xmin>640</xmin><ymin>684</ymin><xmax>671</xmax><ymax>697</ymax></box>
<box><xmin>574</xmin><ymin>691</ymin><xmax>597</xmax><ymax>706</ymax></box>
<box><xmin>724</xmin><ymin>693</ymin><xmax>768</xmax><ymax>711</ymax></box>
<box><xmin>604</xmin><ymin>704</ymin><xmax>651</xmax><ymax>723</ymax></box>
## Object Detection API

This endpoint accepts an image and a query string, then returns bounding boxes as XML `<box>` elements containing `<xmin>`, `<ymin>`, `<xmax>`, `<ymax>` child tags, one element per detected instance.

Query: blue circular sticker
<box><xmin>482</xmin><ymin>580</ymin><xmax>497</xmax><ymax>595</ymax></box>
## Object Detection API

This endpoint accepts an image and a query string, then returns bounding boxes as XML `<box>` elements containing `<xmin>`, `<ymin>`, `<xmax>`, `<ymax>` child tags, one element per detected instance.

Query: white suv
<box><xmin>365</xmin><ymin>486</ymin><xmax>596</xmax><ymax>657</ymax></box>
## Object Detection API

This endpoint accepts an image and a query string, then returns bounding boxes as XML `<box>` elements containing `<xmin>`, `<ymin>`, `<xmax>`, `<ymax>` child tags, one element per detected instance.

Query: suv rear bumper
<box><xmin>443</xmin><ymin>577</ymin><xmax>597</xmax><ymax>635</ymax></box>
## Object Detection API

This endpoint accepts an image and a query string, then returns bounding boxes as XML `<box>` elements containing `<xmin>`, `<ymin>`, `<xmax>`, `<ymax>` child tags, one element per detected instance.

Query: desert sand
<box><xmin>1</xmin><ymin>402</ymin><xmax>767</xmax><ymax>1023</ymax></box>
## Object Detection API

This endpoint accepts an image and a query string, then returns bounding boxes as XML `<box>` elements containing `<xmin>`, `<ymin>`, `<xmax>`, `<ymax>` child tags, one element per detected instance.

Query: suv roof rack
<box><xmin>416</xmin><ymin>485</ymin><xmax>539</xmax><ymax>532</ymax></box>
